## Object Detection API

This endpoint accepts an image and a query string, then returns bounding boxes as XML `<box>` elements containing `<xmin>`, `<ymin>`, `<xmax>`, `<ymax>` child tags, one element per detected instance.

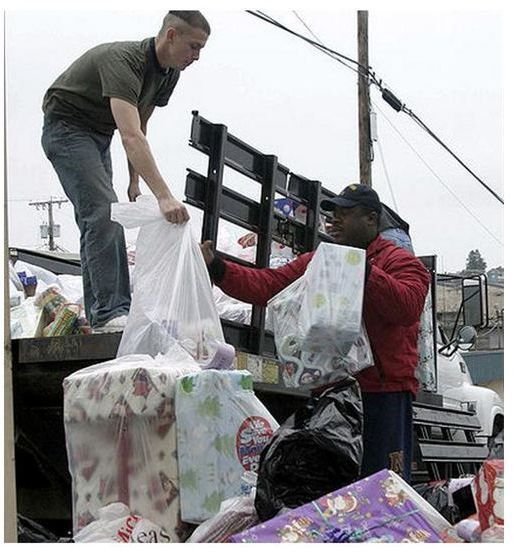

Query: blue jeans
<box><xmin>361</xmin><ymin>391</ymin><xmax>413</xmax><ymax>482</ymax></box>
<box><xmin>41</xmin><ymin>117</ymin><xmax>131</xmax><ymax>327</ymax></box>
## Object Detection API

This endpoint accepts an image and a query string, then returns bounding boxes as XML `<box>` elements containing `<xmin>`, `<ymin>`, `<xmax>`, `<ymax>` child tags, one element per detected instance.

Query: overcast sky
<box><xmin>3</xmin><ymin>5</ymin><xmax>505</xmax><ymax>273</ymax></box>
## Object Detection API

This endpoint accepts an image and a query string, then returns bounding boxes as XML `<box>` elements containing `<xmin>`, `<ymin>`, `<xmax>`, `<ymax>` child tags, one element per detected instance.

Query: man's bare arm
<box><xmin>110</xmin><ymin>97</ymin><xmax>189</xmax><ymax>223</ymax></box>
<box><xmin>127</xmin><ymin>105</ymin><xmax>154</xmax><ymax>201</ymax></box>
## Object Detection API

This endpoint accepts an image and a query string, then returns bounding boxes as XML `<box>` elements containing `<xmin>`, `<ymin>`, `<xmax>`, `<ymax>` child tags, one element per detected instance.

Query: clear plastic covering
<box><xmin>175</xmin><ymin>369</ymin><xmax>279</xmax><ymax>523</ymax></box>
<box><xmin>269</xmin><ymin>272</ymin><xmax>373</xmax><ymax>387</ymax></box>
<box><xmin>63</xmin><ymin>348</ymin><xmax>200</xmax><ymax>541</ymax></box>
<box><xmin>112</xmin><ymin>196</ymin><xmax>225</xmax><ymax>363</ymax></box>
<box><xmin>416</xmin><ymin>292</ymin><xmax>437</xmax><ymax>392</ymax></box>
<box><xmin>299</xmin><ymin>243</ymin><xmax>366</xmax><ymax>356</ymax></box>
<box><xmin>187</xmin><ymin>492</ymin><xmax>259</xmax><ymax>543</ymax></box>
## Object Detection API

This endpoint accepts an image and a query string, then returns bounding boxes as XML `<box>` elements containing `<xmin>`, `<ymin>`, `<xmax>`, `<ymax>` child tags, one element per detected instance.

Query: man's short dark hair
<box><xmin>160</xmin><ymin>10</ymin><xmax>210</xmax><ymax>36</ymax></box>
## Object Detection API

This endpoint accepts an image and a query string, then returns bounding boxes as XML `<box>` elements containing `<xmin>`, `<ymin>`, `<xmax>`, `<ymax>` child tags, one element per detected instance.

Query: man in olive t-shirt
<box><xmin>41</xmin><ymin>11</ymin><xmax>210</xmax><ymax>332</ymax></box>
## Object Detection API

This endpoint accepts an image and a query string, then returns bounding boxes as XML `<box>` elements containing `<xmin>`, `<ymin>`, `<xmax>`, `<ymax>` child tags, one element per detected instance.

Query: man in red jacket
<box><xmin>201</xmin><ymin>184</ymin><xmax>430</xmax><ymax>482</ymax></box>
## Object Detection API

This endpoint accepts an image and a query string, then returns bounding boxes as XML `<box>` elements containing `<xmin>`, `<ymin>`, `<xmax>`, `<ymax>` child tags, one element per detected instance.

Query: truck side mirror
<box><xmin>438</xmin><ymin>325</ymin><xmax>477</xmax><ymax>356</ymax></box>
<box><xmin>462</xmin><ymin>275</ymin><xmax>487</xmax><ymax>328</ymax></box>
<box><xmin>456</xmin><ymin>325</ymin><xmax>477</xmax><ymax>350</ymax></box>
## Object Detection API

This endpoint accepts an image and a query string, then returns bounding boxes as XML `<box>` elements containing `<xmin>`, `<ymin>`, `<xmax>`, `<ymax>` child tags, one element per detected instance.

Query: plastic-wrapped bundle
<box><xmin>175</xmin><ymin>369</ymin><xmax>279</xmax><ymax>523</ymax></box>
<box><xmin>112</xmin><ymin>197</ymin><xmax>225</xmax><ymax>363</ymax></box>
<box><xmin>268</xmin><ymin>274</ymin><xmax>373</xmax><ymax>387</ymax></box>
<box><xmin>299</xmin><ymin>243</ymin><xmax>365</xmax><ymax>355</ymax></box>
<box><xmin>234</xmin><ymin>470</ymin><xmax>461</xmax><ymax>543</ymax></box>
<box><xmin>63</xmin><ymin>347</ymin><xmax>200</xmax><ymax>541</ymax></box>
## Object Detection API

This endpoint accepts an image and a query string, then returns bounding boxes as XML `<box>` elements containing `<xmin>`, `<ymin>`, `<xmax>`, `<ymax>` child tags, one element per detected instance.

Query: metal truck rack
<box><xmin>183</xmin><ymin>111</ymin><xmax>489</xmax><ymax>478</ymax></box>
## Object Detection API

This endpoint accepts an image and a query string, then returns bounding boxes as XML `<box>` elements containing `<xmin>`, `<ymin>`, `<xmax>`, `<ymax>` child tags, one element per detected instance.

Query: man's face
<box><xmin>167</xmin><ymin>26</ymin><xmax>208</xmax><ymax>70</ymax></box>
<box><xmin>326</xmin><ymin>206</ymin><xmax>376</xmax><ymax>249</ymax></box>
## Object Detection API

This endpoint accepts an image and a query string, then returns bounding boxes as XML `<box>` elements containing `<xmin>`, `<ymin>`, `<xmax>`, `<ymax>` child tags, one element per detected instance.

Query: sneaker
<box><xmin>93</xmin><ymin>315</ymin><xmax>128</xmax><ymax>334</ymax></box>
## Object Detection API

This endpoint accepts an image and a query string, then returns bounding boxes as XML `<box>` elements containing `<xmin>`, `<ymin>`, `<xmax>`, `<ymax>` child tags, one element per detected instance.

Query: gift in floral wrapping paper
<box><xmin>175</xmin><ymin>369</ymin><xmax>279</xmax><ymax>524</ymax></box>
<box><xmin>231</xmin><ymin>470</ymin><xmax>460</xmax><ymax>543</ymax></box>
<box><xmin>63</xmin><ymin>352</ymin><xmax>201</xmax><ymax>541</ymax></box>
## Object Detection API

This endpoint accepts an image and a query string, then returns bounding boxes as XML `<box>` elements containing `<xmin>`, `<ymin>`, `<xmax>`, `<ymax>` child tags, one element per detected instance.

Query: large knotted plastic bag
<box><xmin>254</xmin><ymin>378</ymin><xmax>363</xmax><ymax>521</ymax></box>
<box><xmin>112</xmin><ymin>196</ymin><xmax>225</xmax><ymax>362</ymax></box>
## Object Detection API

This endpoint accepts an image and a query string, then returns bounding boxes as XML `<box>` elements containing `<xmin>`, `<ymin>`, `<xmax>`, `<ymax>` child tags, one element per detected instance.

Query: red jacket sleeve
<box><xmin>216</xmin><ymin>253</ymin><xmax>313</xmax><ymax>306</ymax></box>
<box><xmin>365</xmin><ymin>249</ymin><xmax>430</xmax><ymax>326</ymax></box>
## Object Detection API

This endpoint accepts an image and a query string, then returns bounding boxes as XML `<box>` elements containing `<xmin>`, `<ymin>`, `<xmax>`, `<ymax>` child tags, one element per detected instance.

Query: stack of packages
<box><xmin>231</xmin><ymin>469</ymin><xmax>461</xmax><ymax>543</ymax></box>
<box><xmin>63</xmin><ymin>197</ymin><xmax>278</xmax><ymax>543</ymax></box>
<box><xmin>268</xmin><ymin>242</ymin><xmax>373</xmax><ymax>388</ymax></box>
<box><xmin>35</xmin><ymin>286</ymin><xmax>91</xmax><ymax>336</ymax></box>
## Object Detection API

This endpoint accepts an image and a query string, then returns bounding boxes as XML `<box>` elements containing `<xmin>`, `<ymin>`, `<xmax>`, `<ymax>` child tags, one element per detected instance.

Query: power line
<box><xmin>246</xmin><ymin>9</ymin><xmax>502</xmax><ymax>206</ymax></box>
<box><xmin>403</xmin><ymin>107</ymin><xmax>503</xmax><ymax>204</ymax></box>
<box><xmin>291</xmin><ymin>11</ymin><xmax>360</xmax><ymax>76</ymax></box>
<box><xmin>248</xmin><ymin>10</ymin><xmax>378</xmax><ymax>83</ymax></box>
<box><xmin>371</xmin><ymin>99</ymin><xmax>503</xmax><ymax>246</ymax></box>
<box><xmin>376</xmin><ymin>137</ymin><xmax>399</xmax><ymax>211</ymax></box>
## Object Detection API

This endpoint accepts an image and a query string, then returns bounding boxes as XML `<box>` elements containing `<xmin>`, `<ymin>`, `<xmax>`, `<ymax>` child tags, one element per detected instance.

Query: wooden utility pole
<box><xmin>357</xmin><ymin>10</ymin><xmax>372</xmax><ymax>187</ymax></box>
<box><xmin>29</xmin><ymin>197</ymin><xmax>68</xmax><ymax>251</ymax></box>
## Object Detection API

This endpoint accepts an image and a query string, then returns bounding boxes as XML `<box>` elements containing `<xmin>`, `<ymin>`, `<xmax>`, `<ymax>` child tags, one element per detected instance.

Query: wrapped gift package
<box><xmin>175</xmin><ymin>369</ymin><xmax>279</xmax><ymax>523</ymax></box>
<box><xmin>63</xmin><ymin>349</ymin><xmax>200</xmax><ymax>541</ymax></box>
<box><xmin>298</xmin><ymin>243</ymin><xmax>365</xmax><ymax>356</ymax></box>
<box><xmin>232</xmin><ymin>469</ymin><xmax>459</xmax><ymax>543</ymax></box>
<box><xmin>268</xmin><ymin>273</ymin><xmax>372</xmax><ymax>387</ymax></box>
<box><xmin>472</xmin><ymin>459</ymin><xmax>504</xmax><ymax>530</ymax></box>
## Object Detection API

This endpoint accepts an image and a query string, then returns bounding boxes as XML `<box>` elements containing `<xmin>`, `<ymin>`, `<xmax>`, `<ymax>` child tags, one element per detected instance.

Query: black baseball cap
<box><xmin>320</xmin><ymin>184</ymin><xmax>382</xmax><ymax>214</ymax></box>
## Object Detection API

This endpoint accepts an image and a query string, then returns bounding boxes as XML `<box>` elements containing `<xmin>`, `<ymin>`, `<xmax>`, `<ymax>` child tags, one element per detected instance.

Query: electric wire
<box><xmin>376</xmin><ymin>138</ymin><xmax>399</xmax><ymax>211</ymax></box>
<box><xmin>248</xmin><ymin>10</ymin><xmax>379</xmax><ymax>84</ymax></box>
<box><xmin>285</xmin><ymin>9</ymin><xmax>501</xmax><ymax>243</ymax></box>
<box><xmin>246</xmin><ymin>9</ymin><xmax>502</xmax><ymax>206</ymax></box>
<box><xmin>372</xmin><ymin>99</ymin><xmax>503</xmax><ymax>246</ymax></box>
<box><xmin>291</xmin><ymin>11</ymin><xmax>360</xmax><ymax>76</ymax></box>
<box><xmin>403</xmin><ymin>107</ymin><xmax>503</xmax><ymax>204</ymax></box>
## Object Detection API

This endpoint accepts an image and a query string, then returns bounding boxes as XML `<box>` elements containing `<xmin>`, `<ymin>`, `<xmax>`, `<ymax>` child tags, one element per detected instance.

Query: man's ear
<box><xmin>368</xmin><ymin>210</ymin><xmax>379</xmax><ymax>225</ymax></box>
<box><xmin>166</xmin><ymin>26</ymin><xmax>177</xmax><ymax>42</ymax></box>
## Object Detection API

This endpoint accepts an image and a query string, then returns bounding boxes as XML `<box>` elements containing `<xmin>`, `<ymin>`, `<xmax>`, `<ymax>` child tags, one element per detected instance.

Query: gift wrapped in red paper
<box><xmin>473</xmin><ymin>459</ymin><xmax>504</xmax><ymax>531</ymax></box>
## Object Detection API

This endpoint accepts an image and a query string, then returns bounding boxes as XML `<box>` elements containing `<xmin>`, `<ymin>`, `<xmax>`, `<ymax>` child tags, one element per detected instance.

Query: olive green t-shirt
<box><xmin>43</xmin><ymin>37</ymin><xmax>180</xmax><ymax>135</ymax></box>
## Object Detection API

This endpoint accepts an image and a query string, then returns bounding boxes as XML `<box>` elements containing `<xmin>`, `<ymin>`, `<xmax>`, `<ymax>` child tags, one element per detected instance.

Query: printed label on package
<box><xmin>236</xmin><ymin>416</ymin><xmax>274</xmax><ymax>472</ymax></box>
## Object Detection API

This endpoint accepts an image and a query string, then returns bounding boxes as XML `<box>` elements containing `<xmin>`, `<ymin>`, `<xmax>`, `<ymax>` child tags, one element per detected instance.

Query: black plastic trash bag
<box><xmin>17</xmin><ymin>515</ymin><xmax>61</xmax><ymax>543</ymax></box>
<box><xmin>413</xmin><ymin>481</ymin><xmax>460</xmax><ymax>524</ymax></box>
<box><xmin>255</xmin><ymin>377</ymin><xmax>363</xmax><ymax>521</ymax></box>
<box><xmin>488</xmin><ymin>428</ymin><xmax>504</xmax><ymax>459</ymax></box>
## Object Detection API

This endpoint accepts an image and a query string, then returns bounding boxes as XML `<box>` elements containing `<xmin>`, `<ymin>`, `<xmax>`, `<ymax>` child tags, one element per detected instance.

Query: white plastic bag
<box><xmin>112</xmin><ymin>196</ymin><xmax>225</xmax><ymax>362</ymax></box>
<box><xmin>73</xmin><ymin>502</ymin><xmax>172</xmax><ymax>543</ymax></box>
<box><xmin>299</xmin><ymin>242</ymin><xmax>366</xmax><ymax>356</ymax></box>
<box><xmin>268</xmin><ymin>274</ymin><xmax>373</xmax><ymax>387</ymax></box>
<box><xmin>187</xmin><ymin>492</ymin><xmax>259</xmax><ymax>543</ymax></box>
<box><xmin>175</xmin><ymin>369</ymin><xmax>278</xmax><ymax>523</ymax></box>
<box><xmin>10</xmin><ymin>297</ymin><xmax>42</xmax><ymax>338</ymax></box>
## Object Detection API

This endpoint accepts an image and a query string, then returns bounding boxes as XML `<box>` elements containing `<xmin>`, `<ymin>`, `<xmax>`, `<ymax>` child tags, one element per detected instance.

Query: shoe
<box><xmin>93</xmin><ymin>315</ymin><xmax>128</xmax><ymax>334</ymax></box>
